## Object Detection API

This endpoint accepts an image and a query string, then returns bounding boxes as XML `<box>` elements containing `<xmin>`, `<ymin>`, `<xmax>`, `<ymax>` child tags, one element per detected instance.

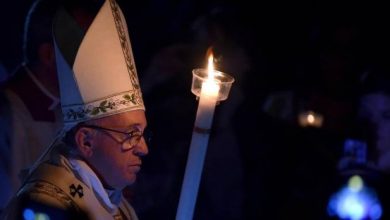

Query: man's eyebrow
<box><xmin>123</xmin><ymin>124</ymin><xmax>143</xmax><ymax>131</ymax></box>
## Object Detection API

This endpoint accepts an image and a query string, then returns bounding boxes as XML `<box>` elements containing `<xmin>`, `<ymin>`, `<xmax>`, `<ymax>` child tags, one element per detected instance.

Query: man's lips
<box><xmin>129</xmin><ymin>164</ymin><xmax>141</xmax><ymax>172</ymax></box>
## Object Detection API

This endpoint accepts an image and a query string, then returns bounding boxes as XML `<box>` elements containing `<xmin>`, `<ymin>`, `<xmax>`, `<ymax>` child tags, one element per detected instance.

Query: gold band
<box><xmin>193</xmin><ymin>126</ymin><xmax>211</xmax><ymax>134</ymax></box>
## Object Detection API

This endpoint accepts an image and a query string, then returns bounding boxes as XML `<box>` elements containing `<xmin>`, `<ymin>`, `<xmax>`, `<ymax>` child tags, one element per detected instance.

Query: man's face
<box><xmin>87</xmin><ymin>110</ymin><xmax>148</xmax><ymax>189</ymax></box>
<box><xmin>359</xmin><ymin>93</ymin><xmax>390</xmax><ymax>171</ymax></box>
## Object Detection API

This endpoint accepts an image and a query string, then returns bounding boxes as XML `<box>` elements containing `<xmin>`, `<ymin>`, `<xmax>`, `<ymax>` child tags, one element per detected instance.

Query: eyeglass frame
<box><xmin>81</xmin><ymin>124</ymin><xmax>151</xmax><ymax>151</ymax></box>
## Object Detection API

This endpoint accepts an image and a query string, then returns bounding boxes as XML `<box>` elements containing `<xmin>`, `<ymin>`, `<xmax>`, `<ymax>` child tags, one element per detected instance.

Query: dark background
<box><xmin>2</xmin><ymin>0</ymin><xmax>390</xmax><ymax>219</ymax></box>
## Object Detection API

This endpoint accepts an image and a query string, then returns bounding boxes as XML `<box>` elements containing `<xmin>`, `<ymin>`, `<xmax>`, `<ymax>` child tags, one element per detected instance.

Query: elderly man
<box><xmin>2</xmin><ymin>0</ymin><xmax>149</xmax><ymax>219</ymax></box>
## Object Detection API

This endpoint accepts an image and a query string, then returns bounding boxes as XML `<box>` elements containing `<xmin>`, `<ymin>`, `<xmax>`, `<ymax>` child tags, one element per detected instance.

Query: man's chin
<box><xmin>125</xmin><ymin>174</ymin><xmax>137</xmax><ymax>186</ymax></box>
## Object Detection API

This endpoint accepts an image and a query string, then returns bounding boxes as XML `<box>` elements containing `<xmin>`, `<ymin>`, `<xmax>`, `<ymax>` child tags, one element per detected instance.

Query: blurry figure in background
<box><xmin>0</xmin><ymin>62</ymin><xmax>8</xmax><ymax>83</ymax></box>
<box><xmin>262</xmin><ymin>20</ymin><xmax>362</xmax><ymax>134</ymax></box>
<box><xmin>0</xmin><ymin>62</ymin><xmax>12</xmax><ymax>211</ymax></box>
<box><xmin>133</xmin><ymin>5</ymin><xmax>253</xmax><ymax>220</ymax></box>
<box><xmin>2</xmin><ymin>0</ymin><xmax>148</xmax><ymax>219</ymax></box>
<box><xmin>0</xmin><ymin>0</ymin><xmax>62</xmax><ymax>211</ymax></box>
<box><xmin>262</xmin><ymin>45</ymin><xmax>360</xmax><ymax>133</ymax></box>
<box><xmin>325</xmin><ymin>68</ymin><xmax>390</xmax><ymax>220</ymax></box>
<box><xmin>357</xmin><ymin>68</ymin><xmax>390</xmax><ymax>173</ymax></box>
<box><xmin>234</xmin><ymin>19</ymin><xmax>362</xmax><ymax>219</ymax></box>
<box><xmin>328</xmin><ymin>62</ymin><xmax>390</xmax><ymax>217</ymax></box>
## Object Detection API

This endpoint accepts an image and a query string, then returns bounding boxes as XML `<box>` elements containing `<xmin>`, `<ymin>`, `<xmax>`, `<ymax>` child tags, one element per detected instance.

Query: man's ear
<box><xmin>75</xmin><ymin>127</ymin><xmax>95</xmax><ymax>158</ymax></box>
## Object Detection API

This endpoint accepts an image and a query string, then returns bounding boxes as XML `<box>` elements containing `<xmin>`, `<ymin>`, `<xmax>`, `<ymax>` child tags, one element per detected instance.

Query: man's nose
<box><xmin>134</xmin><ymin>138</ymin><xmax>148</xmax><ymax>156</ymax></box>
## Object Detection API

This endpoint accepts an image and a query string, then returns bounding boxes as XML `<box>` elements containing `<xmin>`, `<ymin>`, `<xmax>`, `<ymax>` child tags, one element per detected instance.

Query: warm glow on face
<box><xmin>207</xmin><ymin>53</ymin><xmax>215</xmax><ymax>80</ymax></box>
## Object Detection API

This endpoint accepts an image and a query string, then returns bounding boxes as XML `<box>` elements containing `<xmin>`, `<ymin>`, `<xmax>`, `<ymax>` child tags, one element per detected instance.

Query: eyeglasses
<box><xmin>82</xmin><ymin>124</ymin><xmax>151</xmax><ymax>151</ymax></box>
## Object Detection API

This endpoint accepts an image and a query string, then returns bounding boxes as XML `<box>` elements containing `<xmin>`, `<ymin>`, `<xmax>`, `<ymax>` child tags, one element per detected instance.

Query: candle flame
<box><xmin>207</xmin><ymin>51</ymin><xmax>215</xmax><ymax>80</ymax></box>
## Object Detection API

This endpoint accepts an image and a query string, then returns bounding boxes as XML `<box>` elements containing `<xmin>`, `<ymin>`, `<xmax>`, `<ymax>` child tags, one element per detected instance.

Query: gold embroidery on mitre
<box><xmin>63</xmin><ymin>91</ymin><xmax>142</xmax><ymax>122</ymax></box>
<box><xmin>109</xmin><ymin>0</ymin><xmax>141</xmax><ymax>93</ymax></box>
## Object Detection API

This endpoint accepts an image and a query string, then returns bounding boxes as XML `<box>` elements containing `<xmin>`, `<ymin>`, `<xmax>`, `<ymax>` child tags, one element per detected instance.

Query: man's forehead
<box><xmin>94</xmin><ymin>110</ymin><xmax>147</xmax><ymax>127</ymax></box>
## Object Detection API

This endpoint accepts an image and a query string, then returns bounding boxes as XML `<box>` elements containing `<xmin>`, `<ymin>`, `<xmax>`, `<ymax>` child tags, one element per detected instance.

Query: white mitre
<box><xmin>53</xmin><ymin>0</ymin><xmax>144</xmax><ymax>131</ymax></box>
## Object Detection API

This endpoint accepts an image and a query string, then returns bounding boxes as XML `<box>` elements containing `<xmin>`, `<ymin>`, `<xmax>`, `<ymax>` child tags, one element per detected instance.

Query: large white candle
<box><xmin>176</xmin><ymin>55</ymin><xmax>220</xmax><ymax>220</ymax></box>
<box><xmin>197</xmin><ymin>55</ymin><xmax>220</xmax><ymax>128</ymax></box>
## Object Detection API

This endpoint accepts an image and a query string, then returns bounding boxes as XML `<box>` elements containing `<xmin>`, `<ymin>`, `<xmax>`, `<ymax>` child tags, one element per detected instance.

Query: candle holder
<box><xmin>191</xmin><ymin>68</ymin><xmax>235</xmax><ymax>101</ymax></box>
<box><xmin>176</xmin><ymin>67</ymin><xmax>234</xmax><ymax>220</ymax></box>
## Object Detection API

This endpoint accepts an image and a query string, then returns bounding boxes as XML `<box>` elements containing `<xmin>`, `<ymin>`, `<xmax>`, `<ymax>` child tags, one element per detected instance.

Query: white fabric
<box><xmin>54</xmin><ymin>39</ymin><xmax>84</xmax><ymax>109</ymax></box>
<box><xmin>6</xmin><ymin>90</ymin><xmax>62</xmax><ymax>189</ymax></box>
<box><xmin>54</xmin><ymin>0</ymin><xmax>144</xmax><ymax>129</ymax></box>
<box><xmin>73</xmin><ymin>0</ymin><xmax>132</xmax><ymax>102</ymax></box>
<box><xmin>68</xmin><ymin>158</ymin><xmax>121</xmax><ymax>214</ymax></box>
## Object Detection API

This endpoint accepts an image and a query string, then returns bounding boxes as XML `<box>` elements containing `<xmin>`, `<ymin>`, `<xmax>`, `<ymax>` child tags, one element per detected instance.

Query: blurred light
<box><xmin>36</xmin><ymin>213</ymin><xmax>50</xmax><ymax>220</ymax></box>
<box><xmin>370</xmin><ymin>204</ymin><xmax>383</xmax><ymax>220</ymax></box>
<box><xmin>338</xmin><ymin>194</ymin><xmax>364</xmax><ymax>220</ymax></box>
<box><xmin>343</xmin><ymin>139</ymin><xmax>367</xmax><ymax>164</ymax></box>
<box><xmin>298</xmin><ymin>110</ymin><xmax>323</xmax><ymax>127</ymax></box>
<box><xmin>23</xmin><ymin>208</ymin><xmax>50</xmax><ymax>220</ymax></box>
<box><xmin>23</xmin><ymin>209</ymin><xmax>35</xmax><ymax>220</ymax></box>
<box><xmin>348</xmin><ymin>175</ymin><xmax>363</xmax><ymax>192</ymax></box>
<box><xmin>328</xmin><ymin>175</ymin><xmax>382</xmax><ymax>220</ymax></box>
<box><xmin>307</xmin><ymin>114</ymin><xmax>315</xmax><ymax>123</ymax></box>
